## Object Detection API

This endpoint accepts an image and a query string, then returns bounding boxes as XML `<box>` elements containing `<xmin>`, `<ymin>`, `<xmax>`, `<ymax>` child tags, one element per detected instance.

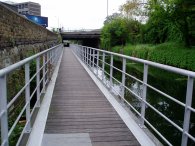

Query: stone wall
<box><xmin>0</xmin><ymin>3</ymin><xmax>59</xmax><ymax>69</ymax></box>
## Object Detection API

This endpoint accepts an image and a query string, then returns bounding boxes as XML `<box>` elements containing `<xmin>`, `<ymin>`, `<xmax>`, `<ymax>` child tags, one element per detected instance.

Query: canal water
<box><xmin>91</xmin><ymin>60</ymin><xmax>195</xmax><ymax>146</ymax></box>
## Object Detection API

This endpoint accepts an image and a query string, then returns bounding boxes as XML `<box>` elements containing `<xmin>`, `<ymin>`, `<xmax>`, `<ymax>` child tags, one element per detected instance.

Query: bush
<box><xmin>101</xmin><ymin>18</ymin><xmax>142</xmax><ymax>50</ymax></box>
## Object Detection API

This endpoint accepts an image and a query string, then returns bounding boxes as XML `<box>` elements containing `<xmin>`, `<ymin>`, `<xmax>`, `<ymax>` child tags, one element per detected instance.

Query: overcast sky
<box><xmin>3</xmin><ymin>0</ymin><xmax>127</xmax><ymax>30</ymax></box>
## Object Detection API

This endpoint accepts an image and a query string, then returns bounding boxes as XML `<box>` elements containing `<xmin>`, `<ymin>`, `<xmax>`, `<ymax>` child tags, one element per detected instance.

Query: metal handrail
<box><xmin>0</xmin><ymin>44</ymin><xmax>63</xmax><ymax>146</ymax></box>
<box><xmin>72</xmin><ymin>44</ymin><xmax>195</xmax><ymax>146</ymax></box>
<box><xmin>82</xmin><ymin>46</ymin><xmax>195</xmax><ymax>78</ymax></box>
<box><xmin>0</xmin><ymin>44</ymin><xmax>61</xmax><ymax>77</ymax></box>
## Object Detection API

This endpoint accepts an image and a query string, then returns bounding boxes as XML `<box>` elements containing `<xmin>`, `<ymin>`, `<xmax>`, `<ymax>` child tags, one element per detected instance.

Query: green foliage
<box><xmin>104</xmin><ymin>13</ymin><xmax>122</xmax><ymax>25</ymax></box>
<box><xmin>112</xmin><ymin>42</ymin><xmax>195</xmax><ymax>71</ymax></box>
<box><xmin>103</xmin><ymin>0</ymin><xmax>195</xmax><ymax>47</ymax></box>
<box><xmin>101</xmin><ymin>18</ymin><xmax>129</xmax><ymax>50</ymax></box>
<box><xmin>101</xmin><ymin>0</ymin><xmax>195</xmax><ymax>71</ymax></box>
<box><xmin>101</xmin><ymin>18</ymin><xmax>141</xmax><ymax>50</ymax></box>
<box><xmin>144</xmin><ymin>0</ymin><xmax>195</xmax><ymax>46</ymax></box>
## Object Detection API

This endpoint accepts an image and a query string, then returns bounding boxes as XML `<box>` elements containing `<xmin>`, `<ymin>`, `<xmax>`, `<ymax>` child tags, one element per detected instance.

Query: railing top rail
<box><xmin>80</xmin><ymin>45</ymin><xmax>195</xmax><ymax>78</ymax></box>
<box><xmin>0</xmin><ymin>44</ymin><xmax>62</xmax><ymax>77</ymax></box>
<box><xmin>73</xmin><ymin>44</ymin><xmax>195</xmax><ymax>145</ymax></box>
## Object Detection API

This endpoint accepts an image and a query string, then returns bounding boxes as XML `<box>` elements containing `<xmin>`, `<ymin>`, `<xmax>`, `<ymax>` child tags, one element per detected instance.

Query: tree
<box><xmin>101</xmin><ymin>18</ymin><xmax>129</xmax><ymax>50</ymax></box>
<box><xmin>104</xmin><ymin>13</ymin><xmax>122</xmax><ymax>25</ymax></box>
<box><xmin>119</xmin><ymin>0</ymin><xmax>147</xmax><ymax>22</ymax></box>
<box><xmin>146</xmin><ymin>0</ymin><xmax>195</xmax><ymax>47</ymax></box>
<box><xmin>101</xmin><ymin>18</ymin><xmax>142</xmax><ymax>50</ymax></box>
<box><xmin>170</xmin><ymin>0</ymin><xmax>195</xmax><ymax>47</ymax></box>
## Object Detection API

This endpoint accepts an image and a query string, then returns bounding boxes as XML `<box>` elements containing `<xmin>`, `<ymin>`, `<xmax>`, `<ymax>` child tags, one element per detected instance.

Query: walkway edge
<box><xmin>73</xmin><ymin>50</ymin><xmax>155</xmax><ymax>146</ymax></box>
<box><xmin>26</xmin><ymin>48</ymin><xmax>64</xmax><ymax>146</ymax></box>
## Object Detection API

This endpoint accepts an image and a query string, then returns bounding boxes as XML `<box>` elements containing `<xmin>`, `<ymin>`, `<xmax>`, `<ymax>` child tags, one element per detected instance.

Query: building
<box><xmin>14</xmin><ymin>2</ymin><xmax>41</xmax><ymax>16</ymax></box>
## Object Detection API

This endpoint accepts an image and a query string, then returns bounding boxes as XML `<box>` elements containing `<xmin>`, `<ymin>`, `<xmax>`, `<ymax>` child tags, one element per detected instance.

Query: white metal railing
<box><xmin>0</xmin><ymin>44</ymin><xmax>63</xmax><ymax>146</ymax></box>
<box><xmin>72</xmin><ymin>44</ymin><xmax>195</xmax><ymax>146</ymax></box>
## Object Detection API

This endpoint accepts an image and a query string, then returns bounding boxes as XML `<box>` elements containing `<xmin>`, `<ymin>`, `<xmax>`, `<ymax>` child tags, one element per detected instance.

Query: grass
<box><xmin>111</xmin><ymin>42</ymin><xmax>195</xmax><ymax>71</ymax></box>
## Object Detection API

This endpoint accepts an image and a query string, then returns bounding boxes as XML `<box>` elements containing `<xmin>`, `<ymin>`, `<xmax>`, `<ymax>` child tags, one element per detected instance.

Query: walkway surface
<box><xmin>43</xmin><ymin>47</ymin><xmax>140</xmax><ymax>146</ymax></box>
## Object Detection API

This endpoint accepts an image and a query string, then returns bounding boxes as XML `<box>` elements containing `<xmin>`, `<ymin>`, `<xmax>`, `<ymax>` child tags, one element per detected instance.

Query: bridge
<box><xmin>60</xmin><ymin>29</ymin><xmax>101</xmax><ymax>48</ymax></box>
<box><xmin>60</xmin><ymin>29</ymin><xmax>101</xmax><ymax>40</ymax></box>
<box><xmin>0</xmin><ymin>44</ymin><xmax>195</xmax><ymax>146</ymax></box>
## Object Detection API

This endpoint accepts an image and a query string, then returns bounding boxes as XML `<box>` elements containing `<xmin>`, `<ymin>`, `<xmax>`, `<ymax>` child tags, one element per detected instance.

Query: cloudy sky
<box><xmin>3</xmin><ymin>0</ymin><xmax>127</xmax><ymax>30</ymax></box>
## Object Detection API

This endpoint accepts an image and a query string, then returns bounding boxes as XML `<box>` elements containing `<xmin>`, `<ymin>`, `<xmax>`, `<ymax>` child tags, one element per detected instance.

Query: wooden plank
<box><xmin>44</xmin><ymin>47</ymin><xmax>140</xmax><ymax>146</ymax></box>
<box><xmin>92</xmin><ymin>141</ymin><xmax>140</xmax><ymax>146</ymax></box>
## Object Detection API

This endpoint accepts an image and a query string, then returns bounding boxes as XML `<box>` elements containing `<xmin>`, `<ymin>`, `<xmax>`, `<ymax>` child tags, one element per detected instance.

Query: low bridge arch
<box><xmin>60</xmin><ymin>29</ymin><xmax>101</xmax><ymax>48</ymax></box>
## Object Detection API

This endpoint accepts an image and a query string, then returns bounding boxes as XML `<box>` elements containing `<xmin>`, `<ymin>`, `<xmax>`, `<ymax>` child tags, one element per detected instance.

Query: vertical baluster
<box><xmin>47</xmin><ymin>51</ymin><xmax>50</xmax><ymax>83</ymax></box>
<box><xmin>54</xmin><ymin>49</ymin><xmax>57</xmax><ymax>65</ymax></box>
<box><xmin>79</xmin><ymin>46</ymin><xmax>82</xmax><ymax>59</ymax></box>
<box><xmin>92</xmin><ymin>49</ymin><xmax>95</xmax><ymax>70</ymax></box>
<box><xmin>89</xmin><ymin>48</ymin><xmax>92</xmax><ymax>67</ymax></box>
<box><xmin>82</xmin><ymin>47</ymin><xmax>84</xmax><ymax>62</ymax></box>
<box><xmin>80</xmin><ymin>46</ymin><xmax>82</xmax><ymax>59</ymax></box>
<box><xmin>181</xmin><ymin>77</ymin><xmax>194</xmax><ymax>146</ymax></box>
<box><xmin>140</xmin><ymin>64</ymin><xmax>148</xmax><ymax>127</ymax></box>
<box><xmin>53</xmin><ymin>49</ymin><xmax>57</xmax><ymax>65</ymax></box>
<box><xmin>96</xmin><ymin>51</ymin><xmax>99</xmax><ymax>75</ymax></box>
<box><xmin>87</xmin><ymin>47</ymin><xmax>89</xmax><ymax>66</ymax></box>
<box><xmin>50</xmin><ymin>50</ymin><xmax>52</xmax><ymax>65</ymax></box>
<box><xmin>25</xmin><ymin>63</ymin><xmax>31</xmax><ymax>133</ymax></box>
<box><xmin>0</xmin><ymin>75</ymin><xmax>9</xmax><ymax>146</ymax></box>
<box><xmin>42</xmin><ymin>54</ymin><xmax>46</xmax><ymax>93</ymax></box>
<box><xmin>36</xmin><ymin>57</ymin><xmax>40</xmax><ymax>107</ymax></box>
<box><xmin>102</xmin><ymin>52</ymin><xmax>105</xmax><ymax>81</ymax></box>
<box><xmin>85</xmin><ymin>47</ymin><xmax>87</xmax><ymax>64</ymax></box>
<box><xmin>110</xmin><ymin>55</ymin><xmax>113</xmax><ymax>90</ymax></box>
<box><xmin>121</xmin><ymin>58</ymin><xmax>126</xmax><ymax>102</ymax></box>
<box><xmin>49</xmin><ymin>51</ymin><xmax>51</xmax><ymax>66</ymax></box>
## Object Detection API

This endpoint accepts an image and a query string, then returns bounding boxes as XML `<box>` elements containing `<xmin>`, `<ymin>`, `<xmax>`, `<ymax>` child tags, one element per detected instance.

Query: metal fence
<box><xmin>0</xmin><ymin>44</ymin><xmax>63</xmax><ymax>146</ymax></box>
<box><xmin>72</xmin><ymin>44</ymin><xmax>195</xmax><ymax>146</ymax></box>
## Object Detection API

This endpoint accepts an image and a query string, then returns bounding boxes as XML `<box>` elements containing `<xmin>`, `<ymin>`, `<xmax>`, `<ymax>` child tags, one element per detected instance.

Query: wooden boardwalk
<box><xmin>44</xmin><ymin>47</ymin><xmax>140</xmax><ymax>146</ymax></box>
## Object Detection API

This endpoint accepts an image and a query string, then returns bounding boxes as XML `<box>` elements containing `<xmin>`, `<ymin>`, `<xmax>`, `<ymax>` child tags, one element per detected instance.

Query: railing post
<box><xmin>110</xmin><ymin>54</ymin><xmax>113</xmax><ymax>90</ymax></box>
<box><xmin>79</xmin><ymin>46</ymin><xmax>82</xmax><ymax>59</ymax></box>
<box><xmin>102</xmin><ymin>52</ymin><xmax>105</xmax><ymax>81</ymax></box>
<box><xmin>47</xmin><ymin>51</ymin><xmax>50</xmax><ymax>82</ymax></box>
<box><xmin>83</xmin><ymin>47</ymin><xmax>85</xmax><ymax>62</ymax></box>
<box><xmin>89</xmin><ymin>48</ymin><xmax>92</xmax><ymax>67</ymax></box>
<box><xmin>92</xmin><ymin>49</ymin><xmax>95</xmax><ymax>69</ymax></box>
<box><xmin>81</xmin><ymin>46</ymin><xmax>83</xmax><ymax>61</ymax></box>
<box><xmin>82</xmin><ymin>47</ymin><xmax>84</xmax><ymax>62</ymax></box>
<box><xmin>80</xmin><ymin>46</ymin><xmax>82</xmax><ymax>60</ymax></box>
<box><xmin>87</xmin><ymin>47</ymin><xmax>89</xmax><ymax>66</ymax></box>
<box><xmin>181</xmin><ymin>76</ymin><xmax>194</xmax><ymax>146</ymax></box>
<box><xmin>0</xmin><ymin>75</ymin><xmax>9</xmax><ymax>146</ymax></box>
<box><xmin>54</xmin><ymin>49</ymin><xmax>57</xmax><ymax>65</ymax></box>
<box><xmin>50</xmin><ymin>50</ymin><xmax>52</xmax><ymax>65</ymax></box>
<box><xmin>84</xmin><ymin>47</ymin><xmax>86</xmax><ymax>64</ymax></box>
<box><xmin>96</xmin><ymin>51</ymin><xmax>99</xmax><ymax>75</ymax></box>
<box><xmin>121</xmin><ymin>58</ymin><xmax>126</xmax><ymax>101</ymax></box>
<box><xmin>25</xmin><ymin>63</ymin><xmax>31</xmax><ymax>133</ymax></box>
<box><xmin>42</xmin><ymin>54</ymin><xmax>46</xmax><ymax>93</ymax></box>
<box><xmin>36</xmin><ymin>57</ymin><xmax>40</xmax><ymax>107</ymax></box>
<box><xmin>140</xmin><ymin>63</ymin><xmax>148</xmax><ymax>127</ymax></box>
<box><xmin>52</xmin><ymin>49</ymin><xmax>55</xmax><ymax>65</ymax></box>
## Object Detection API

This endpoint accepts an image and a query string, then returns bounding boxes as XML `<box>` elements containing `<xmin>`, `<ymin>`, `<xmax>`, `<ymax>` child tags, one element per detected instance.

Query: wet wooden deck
<box><xmin>44</xmin><ymin>47</ymin><xmax>140</xmax><ymax>146</ymax></box>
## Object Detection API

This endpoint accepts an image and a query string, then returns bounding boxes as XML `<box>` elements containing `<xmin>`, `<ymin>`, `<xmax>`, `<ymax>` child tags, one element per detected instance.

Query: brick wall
<box><xmin>0</xmin><ymin>3</ymin><xmax>59</xmax><ymax>69</ymax></box>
